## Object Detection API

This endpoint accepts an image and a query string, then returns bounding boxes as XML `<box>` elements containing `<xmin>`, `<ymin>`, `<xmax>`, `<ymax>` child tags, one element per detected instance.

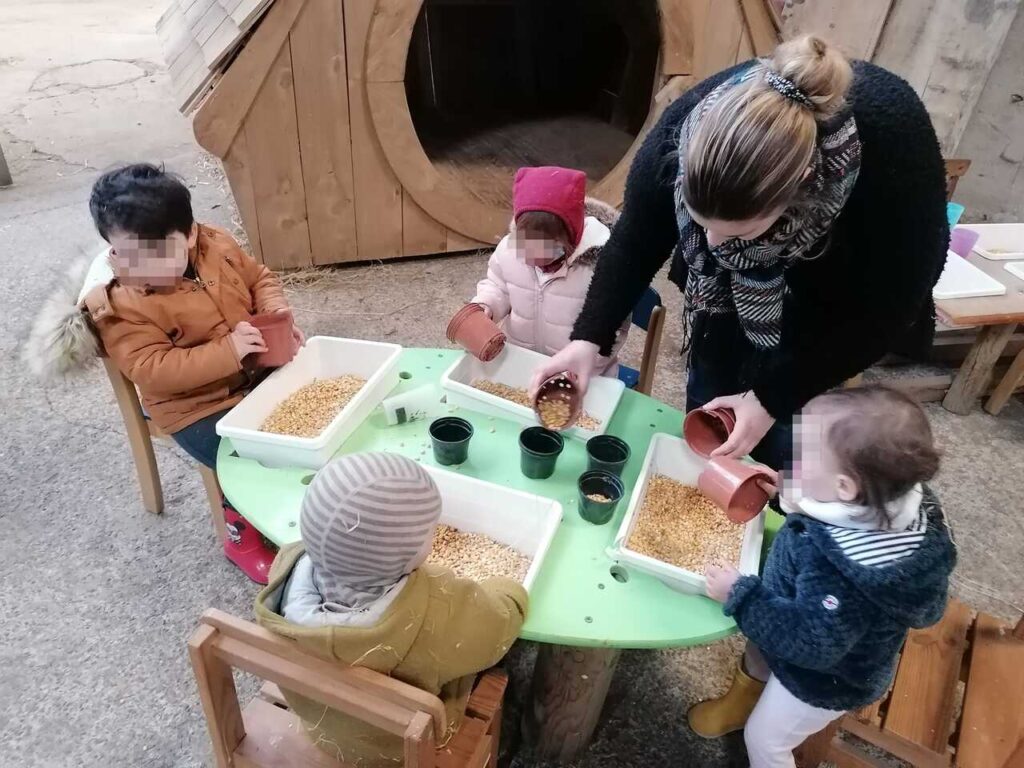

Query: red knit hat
<box><xmin>513</xmin><ymin>166</ymin><xmax>587</xmax><ymax>249</ymax></box>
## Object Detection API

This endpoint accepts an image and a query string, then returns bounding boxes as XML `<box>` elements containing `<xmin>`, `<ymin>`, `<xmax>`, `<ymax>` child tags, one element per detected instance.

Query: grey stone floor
<box><xmin>1</xmin><ymin>3</ymin><xmax>1021</xmax><ymax>767</ymax></box>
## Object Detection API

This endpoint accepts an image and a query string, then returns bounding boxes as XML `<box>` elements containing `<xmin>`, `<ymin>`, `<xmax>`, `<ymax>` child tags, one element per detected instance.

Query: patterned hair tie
<box><xmin>765</xmin><ymin>70</ymin><xmax>814</xmax><ymax>109</ymax></box>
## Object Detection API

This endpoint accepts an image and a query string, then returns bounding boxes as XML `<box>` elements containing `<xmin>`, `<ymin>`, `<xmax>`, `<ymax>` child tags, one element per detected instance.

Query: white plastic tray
<box><xmin>425</xmin><ymin>465</ymin><xmax>561</xmax><ymax>592</ymax></box>
<box><xmin>933</xmin><ymin>251</ymin><xmax>1007</xmax><ymax>300</ymax></box>
<box><xmin>216</xmin><ymin>336</ymin><xmax>402</xmax><ymax>469</ymax></box>
<box><xmin>965</xmin><ymin>223</ymin><xmax>1024</xmax><ymax>260</ymax></box>
<box><xmin>1004</xmin><ymin>262</ymin><xmax>1024</xmax><ymax>283</ymax></box>
<box><xmin>440</xmin><ymin>344</ymin><xmax>625</xmax><ymax>440</ymax></box>
<box><xmin>608</xmin><ymin>433</ymin><xmax>765</xmax><ymax>596</ymax></box>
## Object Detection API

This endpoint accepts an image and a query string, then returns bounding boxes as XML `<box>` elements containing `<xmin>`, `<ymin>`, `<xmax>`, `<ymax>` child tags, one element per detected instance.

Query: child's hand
<box><xmin>229</xmin><ymin>321</ymin><xmax>268</xmax><ymax>360</ymax></box>
<box><xmin>705</xmin><ymin>563</ymin><xmax>741</xmax><ymax>603</ymax></box>
<box><xmin>480</xmin><ymin>304</ymin><xmax>493</xmax><ymax>319</ymax></box>
<box><xmin>756</xmin><ymin>468</ymin><xmax>779</xmax><ymax>498</ymax></box>
<box><xmin>275</xmin><ymin>308</ymin><xmax>306</xmax><ymax>349</ymax></box>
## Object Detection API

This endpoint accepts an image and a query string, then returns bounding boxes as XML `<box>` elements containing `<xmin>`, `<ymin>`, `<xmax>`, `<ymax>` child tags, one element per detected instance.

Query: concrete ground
<box><xmin>0</xmin><ymin>3</ymin><xmax>1021</xmax><ymax>767</ymax></box>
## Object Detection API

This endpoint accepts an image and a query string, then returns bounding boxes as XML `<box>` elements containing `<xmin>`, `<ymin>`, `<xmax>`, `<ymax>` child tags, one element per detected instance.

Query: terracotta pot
<box><xmin>250</xmin><ymin>312</ymin><xmax>296</xmax><ymax>368</ymax></box>
<box><xmin>682</xmin><ymin>408</ymin><xmax>736</xmax><ymax>458</ymax></box>
<box><xmin>446</xmin><ymin>303</ymin><xmax>506</xmax><ymax>362</ymax></box>
<box><xmin>698</xmin><ymin>457</ymin><xmax>772</xmax><ymax>524</ymax></box>
<box><xmin>532</xmin><ymin>372</ymin><xmax>582</xmax><ymax>431</ymax></box>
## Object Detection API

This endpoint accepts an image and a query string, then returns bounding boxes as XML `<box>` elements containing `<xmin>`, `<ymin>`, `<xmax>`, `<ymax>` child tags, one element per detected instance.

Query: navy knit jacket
<box><xmin>725</xmin><ymin>488</ymin><xmax>956</xmax><ymax>711</ymax></box>
<box><xmin>572</xmin><ymin>61</ymin><xmax>949</xmax><ymax>418</ymax></box>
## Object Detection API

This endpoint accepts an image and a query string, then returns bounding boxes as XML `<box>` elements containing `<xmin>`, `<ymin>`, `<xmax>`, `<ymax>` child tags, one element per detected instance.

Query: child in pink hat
<box><xmin>471</xmin><ymin>166</ymin><xmax>629</xmax><ymax>374</ymax></box>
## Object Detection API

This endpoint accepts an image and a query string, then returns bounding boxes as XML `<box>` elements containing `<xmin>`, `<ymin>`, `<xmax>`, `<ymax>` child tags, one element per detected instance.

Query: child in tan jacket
<box><xmin>255</xmin><ymin>452</ymin><xmax>527</xmax><ymax>767</ymax></box>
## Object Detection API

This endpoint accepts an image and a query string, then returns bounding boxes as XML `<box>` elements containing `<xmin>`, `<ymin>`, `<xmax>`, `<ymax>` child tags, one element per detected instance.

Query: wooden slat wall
<box><xmin>344</xmin><ymin>0</ymin><xmax>404</xmax><ymax>261</ymax></box>
<box><xmin>244</xmin><ymin>41</ymin><xmax>313</xmax><ymax>268</ymax></box>
<box><xmin>221</xmin><ymin>130</ymin><xmax>263</xmax><ymax>262</ymax></box>
<box><xmin>402</xmin><ymin>192</ymin><xmax>448</xmax><ymax>257</ymax></box>
<box><xmin>289</xmin><ymin>0</ymin><xmax>358</xmax><ymax>264</ymax></box>
<box><xmin>779</xmin><ymin>0</ymin><xmax>894</xmax><ymax>60</ymax></box>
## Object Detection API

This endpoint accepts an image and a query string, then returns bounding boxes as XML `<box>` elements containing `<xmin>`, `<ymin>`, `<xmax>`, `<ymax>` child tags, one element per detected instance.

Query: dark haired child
<box><xmin>471</xmin><ymin>166</ymin><xmax>629</xmax><ymax>373</ymax></box>
<box><xmin>85</xmin><ymin>163</ymin><xmax>304</xmax><ymax>581</ymax></box>
<box><xmin>693</xmin><ymin>386</ymin><xmax>956</xmax><ymax>768</ymax></box>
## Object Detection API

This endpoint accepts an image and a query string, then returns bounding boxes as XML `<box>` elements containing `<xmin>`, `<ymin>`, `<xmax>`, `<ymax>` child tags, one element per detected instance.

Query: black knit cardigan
<box><xmin>572</xmin><ymin>61</ymin><xmax>949</xmax><ymax>418</ymax></box>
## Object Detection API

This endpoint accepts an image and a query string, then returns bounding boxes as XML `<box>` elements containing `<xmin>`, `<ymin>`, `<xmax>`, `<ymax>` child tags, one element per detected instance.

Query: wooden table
<box><xmin>936</xmin><ymin>252</ymin><xmax>1024</xmax><ymax>414</ymax></box>
<box><xmin>217</xmin><ymin>347</ymin><xmax>782</xmax><ymax>763</ymax></box>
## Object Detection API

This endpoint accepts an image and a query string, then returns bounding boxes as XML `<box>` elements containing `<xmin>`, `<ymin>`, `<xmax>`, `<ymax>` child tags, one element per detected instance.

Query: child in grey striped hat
<box><xmin>255</xmin><ymin>452</ymin><xmax>527</xmax><ymax>766</ymax></box>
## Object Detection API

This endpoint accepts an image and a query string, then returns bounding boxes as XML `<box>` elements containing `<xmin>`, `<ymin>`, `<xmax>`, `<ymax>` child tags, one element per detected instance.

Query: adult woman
<box><xmin>531</xmin><ymin>36</ymin><xmax>948</xmax><ymax>470</ymax></box>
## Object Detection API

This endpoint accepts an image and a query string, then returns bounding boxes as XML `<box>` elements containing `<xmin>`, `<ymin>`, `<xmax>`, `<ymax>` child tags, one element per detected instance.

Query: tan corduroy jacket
<box><xmin>254</xmin><ymin>542</ymin><xmax>528</xmax><ymax>767</ymax></box>
<box><xmin>83</xmin><ymin>224</ymin><xmax>288</xmax><ymax>433</ymax></box>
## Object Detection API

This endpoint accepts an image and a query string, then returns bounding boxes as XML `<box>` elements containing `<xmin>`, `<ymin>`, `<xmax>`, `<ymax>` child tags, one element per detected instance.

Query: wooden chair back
<box><xmin>189</xmin><ymin>609</ymin><xmax>469</xmax><ymax>768</ymax></box>
<box><xmin>630</xmin><ymin>286</ymin><xmax>666</xmax><ymax>396</ymax></box>
<box><xmin>944</xmin><ymin>159</ymin><xmax>971</xmax><ymax>202</ymax></box>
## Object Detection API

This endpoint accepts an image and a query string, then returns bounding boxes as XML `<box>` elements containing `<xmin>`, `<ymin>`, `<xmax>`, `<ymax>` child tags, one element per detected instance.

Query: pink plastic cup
<box><xmin>683</xmin><ymin>408</ymin><xmax>736</xmax><ymax>458</ymax></box>
<box><xmin>249</xmin><ymin>312</ymin><xmax>297</xmax><ymax>368</ymax></box>
<box><xmin>949</xmin><ymin>227</ymin><xmax>980</xmax><ymax>258</ymax></box>
<box><xmin>698</xmin><ymin>456</ymin><xmax>773</xmax><ymax>524</ymax></box>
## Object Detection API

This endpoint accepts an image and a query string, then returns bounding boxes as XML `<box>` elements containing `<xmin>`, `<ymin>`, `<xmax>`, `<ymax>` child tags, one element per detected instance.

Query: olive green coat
<box><xmin>254</xmin><ymin>542</ymin><xmax>527</xmax><ymax>766</ymax></box>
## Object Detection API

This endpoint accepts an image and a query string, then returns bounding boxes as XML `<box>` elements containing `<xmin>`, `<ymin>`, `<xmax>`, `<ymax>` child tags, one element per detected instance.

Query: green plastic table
<box><xmin>217</xmin><ymin>347</ymin><xmax>782</xmax><ymax>761</ymax></box>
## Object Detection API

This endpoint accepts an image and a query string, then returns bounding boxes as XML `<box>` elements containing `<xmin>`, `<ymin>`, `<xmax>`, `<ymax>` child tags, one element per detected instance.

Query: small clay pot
<box><xmin>446</xmin><ymin>303</ymin><xmax>506</xmax><ymax>362</ymax></box>
<box><xmin>577</xmin><ymin>470</ymin><xmax>624</xmax><ymax>525</ymax></box>
<box><xmin>519</xmin><ymin>426</ymin><xmax>564</xmax><ymax>480</ymax></box>
<box><xmin>697</xmin><ymin>457</ymin><xmax>772</xmax><ymax>524</ymax></box>
<box><xmin>683</xmin><ymin>407</ymin><xmax>736</xmax><ymax>458</ymax></box>
<box><xmin>585</xmin><ymin>434</ymin><xmax>631</xmax><ymax>477</ymax></box>
<box><xmin>429</xmin><ymin>417</ymin><xmax>474</xmax><ymax>466</ymax></box>
<box><xmin>532</xmin><ymin>372</ymin><xmax>583</xmax><ymax>431</ymax></box>
<box><xmin>250</xmin><ymin>312</ymin><xmax>297</xmax><ymax>368</ymax></box>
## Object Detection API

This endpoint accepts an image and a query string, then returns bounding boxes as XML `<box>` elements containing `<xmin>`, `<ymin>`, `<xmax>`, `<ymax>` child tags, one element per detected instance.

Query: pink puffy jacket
<box><xmin>472</xmin><ymin>205</ymin><xmax>629</xmax><ymax>374</ymax></box>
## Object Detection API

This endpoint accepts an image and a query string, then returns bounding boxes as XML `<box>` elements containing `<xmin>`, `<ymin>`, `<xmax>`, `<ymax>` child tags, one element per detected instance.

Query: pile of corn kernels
<box><xmin>427</xmin><ymin>524</ymin><xmax>530</xmax><ymax>582</ymax></box>
<box><xmin>260</xmin><ymin>376</ymin><xmax>366</xmax><ymax>437</ymax></box>
<box><xmin>627</xmin><ymin>475</ymin><xmax>743</xmax><ymax>572</ymax></box>
<box><xmin>470</xmin><ymin>379</ymin><xmax>601</xmax><ymax>430</ymax></box>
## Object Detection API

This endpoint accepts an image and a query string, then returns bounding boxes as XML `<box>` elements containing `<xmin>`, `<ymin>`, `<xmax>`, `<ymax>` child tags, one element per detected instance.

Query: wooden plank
<box><xmin>694</xmin><ymin>0</ymin><xmax>745</xmax><ymax>79</ymax></box>
<box><xmin>827</xmin><ymin>737</ymin><xmax>891</xmax><ymax>768</ymax></box>
<box><xmin>739</xmin><ymin>0</ymin><xmax>780</xmax><ymax>56</ymax></box>
<box><xmin>402</xmin><ymin>192</ymin><xmax>448</xmax><ymax>257</ymax></box>
<box><xmin>794</xmin><ymin>720</ymin><xmax>840</xmax><ymax>767</ymax></box>
<box><xmin>290</xmin><ymin>0</ymin><xmax>358</xmax><ymax>265</ymax></box>
<box><xmin>842</xmin><ymin>717</ymin><xmax>950</xmax><ymax>768</ymax></box>
<box><xmin>737</xmin><ymin>25</ymin><xmax>755</xmax><ymax>62</ymax></box>
<box><xmin>884</xmin><ymin>600</ymin><xmax>973</xmax><ymax>753</ymax></box>
<box><xmin>779</xmin><ymin>0</ymin><xmax>893</xmax><ymax>60</ymax></box>
<box><xmin>363</xmin><ymin>0</ymin><xmax>421</xmax><ymax>83</ymax></box>
<box><xmin>345</xmin><ymin>0</ymin><xmax>404</xmax><ymax>260</ymax></box>
<box><xmin>853</xmin><ymin>700</ymin><xmax>884</xmax><ymax>727</ymax></box>
<box><xmin>985</xmin><ymin>346</ymin><xmax>1024</xmax><ymax>415</ymax></box>
<box><xmin>446</xmin><ymin>229</ymin><xmax>489</xmax><ymax>253</ymax></box>
<box><xmin>188</xmin><ymin>626</ymin><xmax>246</xmax><ymax>768</ymax></box>
<box><xmin>436</xmin><ymin>718</ymin><xmax>491</xmax><ymax>768</ymax></box>
<box><xmin>943</xmin><ymin>323</ymin><xmax>1017</xmax><ymax>414</ymax></box>
<box><xmin>243</xmin><ymin>41</ymin><xmax>312</xmax><ymax>269</ymax></box>
<box><xmin>873</xmin><ymin>0</ymin><xmax>943</xmax><ymax>95</ymax></box>
<box><xmin>957</xmin><ymin>613</ymin><xmax>1024</xmax><ymax>767</ymax></box>
<box><xmin>404</xmin><ymin>711</ymin><xmax>435</xmax><ymax>768</ymax></box>
<box><xmin>659</xmin><ymin>0</ymin><xmax>703</xmax><ymax>74</ymax></box>
<box><xmin>192</xmin><ymin>0</ymin><xmax>308</xmax><ymax>157</ymax></box>
<box><xmin>221</xmin><ymin>129</ymin><xmax>263</xmax><ymax>262</ymax></box>
<box><xmin>234</xmin><ymin>698</ymin><xmax>347</xmax><ymax>768</ymax></box>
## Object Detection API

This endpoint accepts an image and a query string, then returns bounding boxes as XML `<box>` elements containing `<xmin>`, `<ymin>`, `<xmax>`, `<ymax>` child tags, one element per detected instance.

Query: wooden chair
<box><xmin>82</xmin><ymin>250</ymin><xmax>226</xmax><ymax>540</ymax></box>
<box><xmin>618</xmin><ymin>286</ymin><xmax>667</xmax><ymax>396</ymax></box>
<box><xmin>944</xmin><ymin>159</ymin><xmax>972</xmax><ymax>201</ymax></box>
<box><xmin>189</xmin><ymin>609</ymin><xmax>507</xmax><ymax>768</ymax></box>
<box><xmin>795</xmin><ymin>600</ymin><xmax>1024</xmax><ymax>768</ymax></box>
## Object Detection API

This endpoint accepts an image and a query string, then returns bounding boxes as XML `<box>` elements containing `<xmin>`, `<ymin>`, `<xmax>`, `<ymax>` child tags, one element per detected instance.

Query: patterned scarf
<box><xmin>675</xmin><ymin>65</ymin><xmax>861</xmax><ymax>351</ymax></box>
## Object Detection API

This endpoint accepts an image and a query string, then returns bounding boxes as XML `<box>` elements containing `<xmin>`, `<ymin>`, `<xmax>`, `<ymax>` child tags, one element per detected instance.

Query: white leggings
<box><xmin>744</xmin><ymin>675</ymin><xmax>844</xmax><ymax>768</ymax></box>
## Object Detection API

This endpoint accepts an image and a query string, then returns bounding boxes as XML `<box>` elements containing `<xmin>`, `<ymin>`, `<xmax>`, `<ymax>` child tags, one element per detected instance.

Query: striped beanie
<box><xmin>300</xmin><ymin>452</ymin><xmax>442</xmax><ymax>611</ymax></box>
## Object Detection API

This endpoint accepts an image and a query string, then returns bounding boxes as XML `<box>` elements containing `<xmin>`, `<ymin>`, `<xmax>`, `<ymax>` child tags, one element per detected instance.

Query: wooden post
<box><xmin>984</xmin><ymin>346</ymin><xmax>1024</xmax><ymax>415</ymax></box>
<box><xmin>943</xmin><ymin>323</ymin><xmax>1017</xmax><ymax>414</ymax></box>
<box><xmin>524</xmin><ymin>644</ymin><xmax>621</xmax><ymax>762</ymax></box>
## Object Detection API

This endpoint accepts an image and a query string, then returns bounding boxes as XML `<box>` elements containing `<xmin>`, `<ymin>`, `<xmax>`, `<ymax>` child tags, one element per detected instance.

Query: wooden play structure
<box><xmin>796</xmin><ymin>600</ymin><xmax>1024</xmax><ymax>768</ymax></box>
<box><xmin>190</xmin><ymin>609</ymin><xmax>508</xmax><ymax>767</ymax></box>
<box><xmin>158</xmin><ymin>0</ymin><xmax>781</xmax><ymax>269</ymax></box>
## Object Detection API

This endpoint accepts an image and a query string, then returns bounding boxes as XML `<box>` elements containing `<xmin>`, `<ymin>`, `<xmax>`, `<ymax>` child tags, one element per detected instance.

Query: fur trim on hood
<box><xmin>24</xmin><ymin>260</ymin><xmax>99</xmax><ymax>380</ymax></box>
<box><xmin>576</xmin><ymin>197</ymin><xmax>619</xmax><ymax>267</ymax></box>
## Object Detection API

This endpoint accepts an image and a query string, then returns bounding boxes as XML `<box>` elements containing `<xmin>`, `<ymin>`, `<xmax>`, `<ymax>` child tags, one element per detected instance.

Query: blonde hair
<box><xmin>682</xmin><ymin>35</ymin><xmax>853</xmax><ymax>222</ymax></box>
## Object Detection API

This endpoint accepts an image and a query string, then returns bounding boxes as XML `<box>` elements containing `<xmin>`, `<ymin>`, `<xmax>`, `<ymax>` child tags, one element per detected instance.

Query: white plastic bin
<box><xmin>608</xmin><ymin>433</ymin><xmax>765</xmax><ymax>596</ymax></box>
<box><xmin>425</xmin><ymin>465</ymin><xmax>562</xmax><ymax>591</ymax></box>
<box><xmin>216</xmin><ymin>336</ymin><xmax>402</xmax><ymax>469</ymax></box>
<box><xmin>440</xmin><ymin>344</ymin><xmax>625</xmax><ymax>440</ymax></box>
<box><xmin>965</xmin><ymin>223</ymin><xmax>1024</xmax><ymax>260</ymax></box>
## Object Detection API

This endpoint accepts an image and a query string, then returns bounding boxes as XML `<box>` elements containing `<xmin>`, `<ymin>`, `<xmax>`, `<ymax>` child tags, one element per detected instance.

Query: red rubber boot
<box><xmin>222</xmin><ymin>505</ymin><xmax>276</xmax><ymax>585</ymax></box>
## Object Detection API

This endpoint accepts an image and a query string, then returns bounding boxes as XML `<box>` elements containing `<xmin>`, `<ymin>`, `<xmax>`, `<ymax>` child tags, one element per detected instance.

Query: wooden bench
<box><xmin>795</xmin><ymin>600</ymin><xmax>1024</xmax><ymax>768</ymax></box>
<box><xmin>189</xmin><ymin>609</ymin><xmax>507</xmax><ymax>768</ymax></box>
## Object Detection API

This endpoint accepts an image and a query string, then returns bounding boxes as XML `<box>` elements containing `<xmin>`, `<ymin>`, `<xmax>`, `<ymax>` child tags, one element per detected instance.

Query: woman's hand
<box><xmin>529</xmin><ymin>340</ymin><xmax>602</xmax><ymax>398</ymax></box>
<box><xmin>229</xmin><ymin>321</ymin><xmax>268</xmax><ymax>360</ymax></box>
<box><xmin>703</xmin><ymin>391</ymin><xmax>776</xmax><ymax>459</ymax></box>
<box><xmin>705</xmin><ymin>563</ymin><xmax>741</xmax><ymax>603</ymax></box>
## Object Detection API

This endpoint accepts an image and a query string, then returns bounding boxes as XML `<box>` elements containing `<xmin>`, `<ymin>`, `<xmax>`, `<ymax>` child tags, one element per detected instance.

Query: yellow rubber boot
<box><xmin>687</xmin><ymin>664</ymin><xmax>766</xmax><ymax>738</ymax></box>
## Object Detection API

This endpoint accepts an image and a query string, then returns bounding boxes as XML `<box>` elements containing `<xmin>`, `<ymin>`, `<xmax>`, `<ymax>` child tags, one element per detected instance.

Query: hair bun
<box><xmin>770</xmin><ymin>34</ymin><xmax>852</xmax><ymax>118</ymax></box>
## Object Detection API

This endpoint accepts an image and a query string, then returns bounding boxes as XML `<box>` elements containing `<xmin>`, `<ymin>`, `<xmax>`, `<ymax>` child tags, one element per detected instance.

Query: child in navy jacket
<box><xmin>694</xmin><ymin>386</ymin><xmax>956</xmax><ymax>768</ymax></box>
